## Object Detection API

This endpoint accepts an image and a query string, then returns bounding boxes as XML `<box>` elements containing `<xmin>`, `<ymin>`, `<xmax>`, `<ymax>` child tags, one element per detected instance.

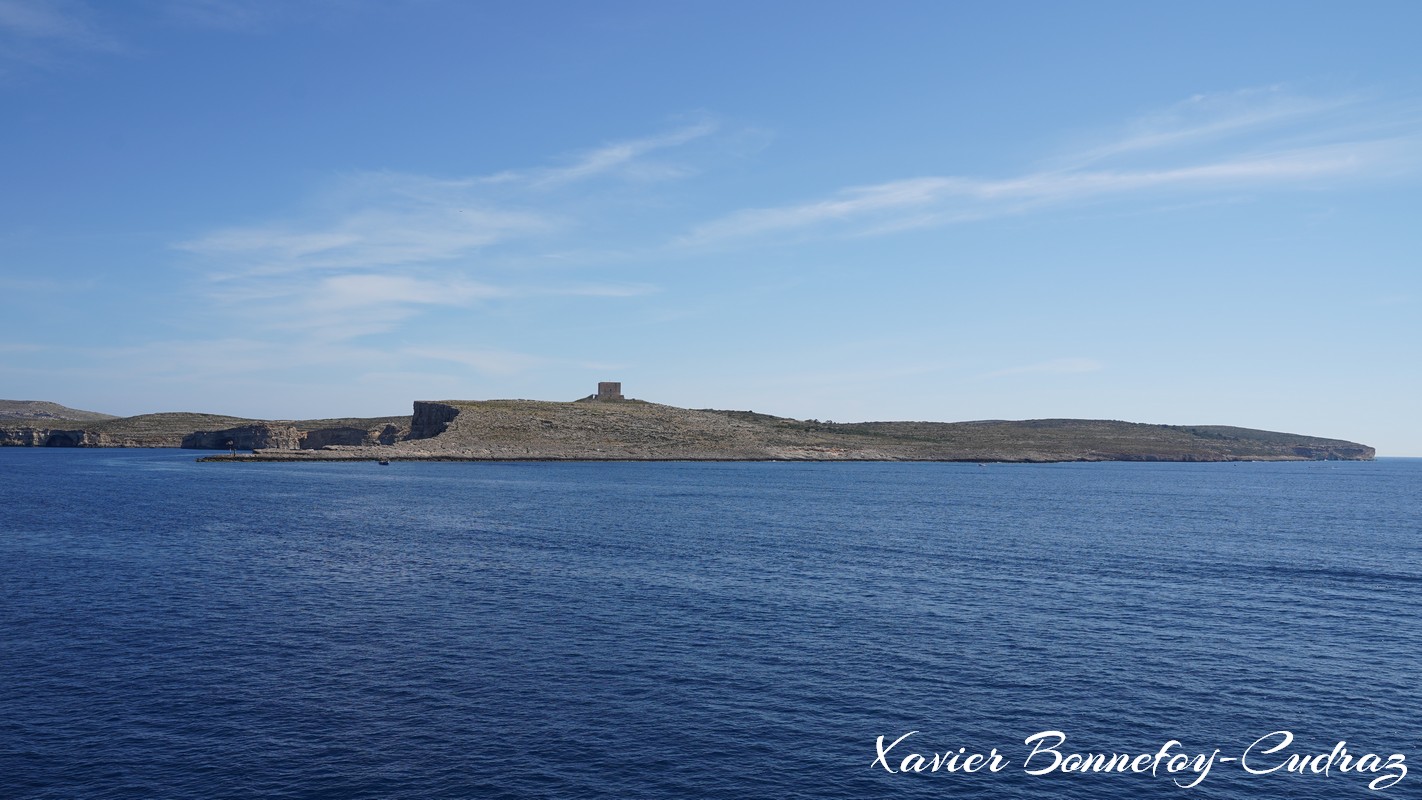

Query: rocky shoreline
<box><xmin>2</xmin><ymin>396</ymin><xmax>1377</xmax><ymax>463</ymax></box>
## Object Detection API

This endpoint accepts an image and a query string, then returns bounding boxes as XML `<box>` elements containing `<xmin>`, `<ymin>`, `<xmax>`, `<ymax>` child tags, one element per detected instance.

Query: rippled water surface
<box><xmin>2</xmin><ymin>450</ymin><xmax>1419</xmax><ymax>799</ymax></box>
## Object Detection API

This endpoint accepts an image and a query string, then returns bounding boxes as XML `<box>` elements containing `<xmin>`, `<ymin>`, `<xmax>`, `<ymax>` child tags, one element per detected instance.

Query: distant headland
<box><xmin>0</xmin><ymin>383</ymin><xmax>1376</xmax><ymax>463</ymax></box>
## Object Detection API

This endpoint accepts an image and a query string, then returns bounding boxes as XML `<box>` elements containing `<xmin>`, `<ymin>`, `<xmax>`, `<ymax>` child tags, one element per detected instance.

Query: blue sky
<box><xmin>2</xmin><ymin>1</ymin><xmax>1419</xmax><ymax>454</ymax></box>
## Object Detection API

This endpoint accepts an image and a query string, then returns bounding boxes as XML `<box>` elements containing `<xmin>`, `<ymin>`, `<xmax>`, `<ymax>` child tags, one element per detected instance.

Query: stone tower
<box><xmin>596</xmin><ymin>382</ymin><xmax>624</xmax><ymax>401</ymax></box>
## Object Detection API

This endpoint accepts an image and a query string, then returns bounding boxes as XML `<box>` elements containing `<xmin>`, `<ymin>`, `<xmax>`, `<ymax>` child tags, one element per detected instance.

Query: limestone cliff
<box><xmin>408</xmin><ymin>401</ymin><xmax>461</xmax><ymax>440</ymax></box>
<box><xmin>1</xmin><ymin>396</ymin><xmax>1377</xmax><ymax>462</ymax></box>
<box><xmin>0</xmin><ymin>405</ymin><xmax>408</xmax><ymax>451</ymax></box>
<box><xmin>209</xmin><ymin>400</ymin><xmax>1375</xmax><ymax>463</ymax></box>
<box><xmin>300</xmin><ymin>424</ymin><xmax>404</xmax><ymax>449</ymax></box>
<box><xmin>182</xmin><ymin>424</ymin><xmax>303</xmax><ymax>451</ymax></box>
<box><xmin>0</xmin><ymin>428</ymin><xmax>85</xmax><ymax>447</ymax></box>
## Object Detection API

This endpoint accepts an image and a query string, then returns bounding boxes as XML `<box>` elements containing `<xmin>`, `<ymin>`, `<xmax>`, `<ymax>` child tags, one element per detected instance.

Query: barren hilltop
<box><xmin>2</xmin><ymin>383</ymin><xmax>1371</xmax><ymax>463</ymax></box>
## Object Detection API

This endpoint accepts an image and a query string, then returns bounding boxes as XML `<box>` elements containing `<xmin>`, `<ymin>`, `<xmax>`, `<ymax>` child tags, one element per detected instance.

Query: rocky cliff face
<box><xmin>1</xmin><ymin>428</ymin><xmax>42</xmax><ymax>446</ymax></box>
<box><xmin>184</xmin><ymin>420</ymin><xmax>410</xmax><ymax>451</ymax></box>
<box><xmin>1289</xmin><ymin>444</ymin><xmax>1375</xmax><ymax>460</ymax></box>
<box><xmin>0</xmin><ymin>428</ymin><xmax>76</xmax><ymax>446</ymax></box>
<box><xmin>182</xmin><ymin>424</ymin><xmax>304</xmax><ymax>451</ymax></box>
<box><xmin>2</xmin><ymin>397</ymin><xmax>1377</xmax><ymax>462</ymax></box>
<box><xmin>0</xmin><ymin>427</ymin><xmax>171</xmax><ymax>447</ymax></box>
<box><xmin>1</xmin><ymin>406</ymin><xmax>410</xmax><ymax>451</ymax></box>
<box><xmin>206</xmin><ymin>401</ymin><xmax>1378</xmax><ymax>463</ymax></box>
<box><xmin>299</xmin><ymin>423</ymin><xmax>406</xmax><ymax>449</ymax></box>
<box><xmin>408</xmin><ymin>402</ymin><xmax>461</xmax><ymax>440</ymax></box>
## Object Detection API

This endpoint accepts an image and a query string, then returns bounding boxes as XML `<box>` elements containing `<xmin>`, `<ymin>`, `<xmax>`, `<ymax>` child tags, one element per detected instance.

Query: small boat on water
<box><xmin>377</xmin><ymin>459</ymin><xmax>390</xmax><ymax>466</ymax></box>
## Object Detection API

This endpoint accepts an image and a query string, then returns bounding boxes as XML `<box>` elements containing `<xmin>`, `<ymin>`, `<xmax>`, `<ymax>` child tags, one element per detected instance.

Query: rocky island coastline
<box><xmin>0</xmin><ymin>385</ymin><xmax>1376</xmax><ymax>463</ymax></box>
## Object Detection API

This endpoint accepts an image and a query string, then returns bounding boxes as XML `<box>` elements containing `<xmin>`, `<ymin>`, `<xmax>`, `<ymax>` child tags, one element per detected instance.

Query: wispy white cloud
<box><xmin>683</xmin><ymin>90</ymin><xmax>1420</xmax><ymax>245</ymax></box>
<box><xmin>1057</xmin><ymin>86</ymin><xmax>1359</xmax><ymax>167</ymax></box>
<box><xmin>484</xmin><ymin>119</ymin><xmax>719</xmax><ymax>188</ymax></box>
<box><xmin>205</xmin><ymin>271</ymin><xmax>658</xmax><ymax>343</ymax></box>
<box><xmin>685</xmin><ymin>177</ymin><xmax>963</xmax><ymax>242</ymax></box>
<box><xmin>310</xmin><ymin>273</ymin><xmax>502</xmax><ymax>310</ymax></box>
<box><xmin>179</xmin><ymin>121</ymin><xmax>721</xmax><ymax>280</ymax></box>
<box><xmin>0</xmin><ymin>0</ymin><xmax>110</xmax><ymax>44</ymax></box>
<box><xmin>687</xmin><ymin>141</ymin><xmax>1407</xmax><ymax>244</ymax></box>
<box><xmin>179</xmin><ymin>199</ymin><xmax>554</xmax><ymax>279</ymax></box>
<box><xmin>172</xmin><ymin>125</ymin><xmax>701</xmax><ymax>349</ymax></box>
<box><xmin>0</xmin><ymin>0</ymin><xmax>124</xmax><ymax>73</ymax></box>
<box><xmin>202</xmin><ymin>269</ymin><xmax>505</xmax><ymax>342</ymax></box>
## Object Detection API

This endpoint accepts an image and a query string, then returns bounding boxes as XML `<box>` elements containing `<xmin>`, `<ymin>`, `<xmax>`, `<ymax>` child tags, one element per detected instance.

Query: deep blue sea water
<box><xmin>1</xmin><ymin>449</ymin><xmax>1419</xmax><ymax>799</ymax></box>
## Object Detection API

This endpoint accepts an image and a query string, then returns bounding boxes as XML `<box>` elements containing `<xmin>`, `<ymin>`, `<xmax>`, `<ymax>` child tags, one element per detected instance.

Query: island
<box><xmin>0</xmin><ymin>383</ymin><xmax>1375</xmax><ymax>463</ymax></box>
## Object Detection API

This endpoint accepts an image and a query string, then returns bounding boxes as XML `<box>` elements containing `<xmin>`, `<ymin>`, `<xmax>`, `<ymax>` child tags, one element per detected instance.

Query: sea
<box><xmin>1</xmin><ymin>449</ymin><xmax>1418</xmax><ymax>799</ymax></box>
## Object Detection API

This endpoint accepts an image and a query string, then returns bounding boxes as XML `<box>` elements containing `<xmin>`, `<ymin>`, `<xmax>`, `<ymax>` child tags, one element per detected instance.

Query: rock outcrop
<box><xmin>300</xmin><ymin>423</ymin><xmax>406</xmax><ymax>449</ymax></box>
<box><xmin>0</xmin><ymin>428</ymin><xmax>83</xmax><ymax>446</ymax></box>
<box><xmin>1</xmin><ymin>396</ymin><xmax>1377</xmax><ymax>463</ymax></box>
<box><xmin>207</xmin><ymin>400</ymin><xmax>1376</xmax><ymax>463</ymax></box>
<box><xmin>0</xmin><ymin>404</ymin><xmax>410</xmax><ymax>451</ymax></box>
<box><xmin>183</xmin><ymin>424</ymin><xmax>304</xmax><ymax>451</ymax></box>
<box><xmin>408</xmin><ymin>401</ymin><xmax>461</xmax><ymax>440</ymax></box>
<box><xmin>183</xmin><ymin>418</ymin><xmax>410</xmax><ymax>451</ymax></box>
